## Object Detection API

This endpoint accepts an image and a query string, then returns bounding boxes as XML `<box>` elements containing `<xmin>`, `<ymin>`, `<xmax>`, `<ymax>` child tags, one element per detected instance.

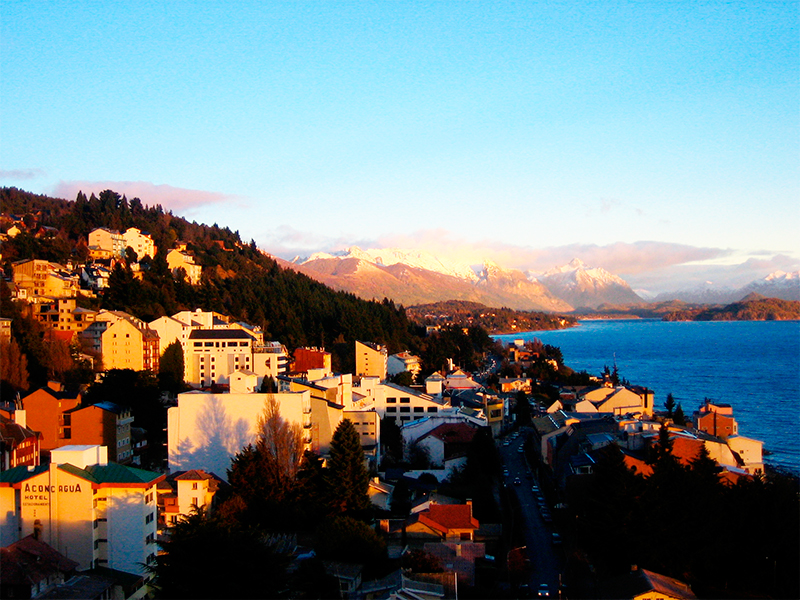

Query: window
<box><xmin>192</xmin><ymin>482</ymin><xmax>198</xmax><ymax>490</ymax></box>
<box><xmin>204</xmin><ymin>342</ymin><xmax>213</xmax><ymax>347</ymax></box>
<box><xmin>193</xmin><ymin>342</ymin><xmax>202</xmax><ymax>347</ymax></box>
<box><xmin>400</xmin><ymin>416</ymin><xmax>410</xmax><ymax>421</ymax></box>
<box><xmin>427</xmin><ymin>407</ymin><xmax>438</xmax><ymax>413</ymax></box>
<box><xmin>460</xmin><ymin>532</ymin><xmax>471</xmax><ymax>541</ymax></box>
<box><xmin>414</xmin><ymin>407</ymin><xmax>424</xmax><ymax>413</ymax></box>
<box><xmin>400</xmin><ymin>407</ymin><xmax>410</xmax><ymax>413</ymax></box>
<box><xmin>387</xmin><ymin>407</ymin><xmax>396</xmax><ymax>413</ymax></box>
<box><xmin>400</xmin><ymin>397</ymin><xmax>410</xmax><ymax>403</ymax></box>
<box><xmin>386</xmin><ymin>397</ymin><xmax>397</xmax><ymax>403</ymax></box>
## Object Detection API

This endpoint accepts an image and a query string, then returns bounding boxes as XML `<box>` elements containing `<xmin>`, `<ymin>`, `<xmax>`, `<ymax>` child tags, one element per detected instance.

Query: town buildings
<box><xmin>12</xmin><ymin>259</ymin><xmax>80</xmax><ymax>299</ymax></box>
<box><xmin>88</xmin><ymin>227</ymin><xmax>156</xmax><ymax>260</ymax></box>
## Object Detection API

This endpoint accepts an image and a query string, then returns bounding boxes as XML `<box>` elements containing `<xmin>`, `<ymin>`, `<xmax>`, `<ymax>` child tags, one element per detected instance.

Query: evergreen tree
<box><xmin>159</xmin><ymin>341</ymin><xmax>185</xmax><ymax>394</ymax></box>
<box><xmin>664</xmin><ymin>392</ymin><xmax>675</xmax><ymax>417</ymax></box>
<box><xmin>673</xmin><ymin>402</ymin><xmax>686</xmax><ymax>426</ymax></box>
<box><xmin>325</xmin><ymin>419</ymin><xmax>370</xmax><ymax>517</ymax></box>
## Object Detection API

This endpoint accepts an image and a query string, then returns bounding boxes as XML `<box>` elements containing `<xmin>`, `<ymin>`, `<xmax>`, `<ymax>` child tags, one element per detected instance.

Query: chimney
<box><xmin>631</xmin><ymin>565</ymin><xmax>638</xmax><ymax>574</ymax></box>
<box><xmin>455</xmin><ymin>544</ymin><xmax>462</xmax><ymax>557</ymax></box>
<box><xmin>14</xmin><ymin>409</ymin><xmax>27</xmax><ymax>428</ymax></box>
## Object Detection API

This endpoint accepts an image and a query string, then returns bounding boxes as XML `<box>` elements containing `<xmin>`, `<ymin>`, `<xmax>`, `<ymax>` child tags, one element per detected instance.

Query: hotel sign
<box><xmin>22</xmin><ymin>482</ymin><xmax>83</xmax><ymax>506</ymax></box>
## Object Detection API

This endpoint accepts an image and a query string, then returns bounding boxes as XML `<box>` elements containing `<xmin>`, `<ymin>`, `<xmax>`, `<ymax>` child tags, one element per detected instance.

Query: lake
<box><xmin>495</xmin><ymin>319</ymin><xmax>800</xmax><ymax>474</ymax></box>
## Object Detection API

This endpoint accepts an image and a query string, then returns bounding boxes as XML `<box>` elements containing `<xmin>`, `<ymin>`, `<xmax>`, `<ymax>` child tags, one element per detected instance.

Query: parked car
<box><xmin>538</xmin><ymin>583</ymin><xmax>550</xmax><ymax>597</ymax></box>
<box><xmin>551</xmin><ymin>533</ymin><xmax>561</xmax><ymax>545</ymax></box>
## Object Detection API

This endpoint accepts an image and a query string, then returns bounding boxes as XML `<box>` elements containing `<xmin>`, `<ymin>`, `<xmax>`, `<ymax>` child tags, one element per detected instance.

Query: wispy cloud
<box><xmin>0</xmin><ymin>168</ymin><xmax>45</xmax><ymax>180</ymax></box>
<box><xmin>51</xmin><ymin>180</ymin><xmax>242</xmax><ymax>214</ymax></box>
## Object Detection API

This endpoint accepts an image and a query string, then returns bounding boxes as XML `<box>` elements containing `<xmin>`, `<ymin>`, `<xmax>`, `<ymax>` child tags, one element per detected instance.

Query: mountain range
<box><xmin>280</xmin><ymin>248</ymin><xmax>800</xmax><ymax>312</ymax></box>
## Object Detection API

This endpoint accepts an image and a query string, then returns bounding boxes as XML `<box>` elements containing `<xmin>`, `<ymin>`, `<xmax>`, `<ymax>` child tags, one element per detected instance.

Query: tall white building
<box><xmin>0</xmin><ymin>445</ymin><xmax>163</xmax><ymax>575</ymax></box>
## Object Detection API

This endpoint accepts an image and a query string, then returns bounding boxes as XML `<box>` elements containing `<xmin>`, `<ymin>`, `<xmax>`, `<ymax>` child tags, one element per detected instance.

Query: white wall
<box><xmin>168</xmin><ymin>390</ymin><xmax>311</xmax><ymax>478</ymax></box>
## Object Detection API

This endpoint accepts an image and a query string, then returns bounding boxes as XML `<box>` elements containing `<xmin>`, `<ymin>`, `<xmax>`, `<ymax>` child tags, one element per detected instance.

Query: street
<box><xmin>499</xmin><ymin>429</ymin><xmax>564</xmax><ymax>598</ymax></box>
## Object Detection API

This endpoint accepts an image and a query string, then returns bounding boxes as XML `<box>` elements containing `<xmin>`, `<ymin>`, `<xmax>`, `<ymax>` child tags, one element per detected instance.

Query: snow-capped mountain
<box><xmin>533</xmin><ymin>258</ymin><xmax>643</xmax><ymax>308</ymax></box>
<box><xmin>738</xmin><ymin>270</ymin><xmax>800</xmax><ymax>301</ymax></box>
<box><xmin>297</xmin><ymin>247</ymin><xmax>480</xmax><ymax>281</ymax></box>
<box><xmin>654</xmin><ymin>271</ymin><xmax>800</xmax><ymax>303</ymax></box>
<box><xmin>652</xmin><ymin>282</ymin><xmax>740</xmax><ymax>304</ymax></box>
<box><xmin>288</xmin><ymin>248</ymin><xmax>572</xmax><ymax>311</ymax></box>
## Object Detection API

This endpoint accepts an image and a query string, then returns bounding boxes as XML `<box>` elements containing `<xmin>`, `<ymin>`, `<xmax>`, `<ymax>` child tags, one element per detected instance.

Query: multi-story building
<box><xmin>693</xmin><ymin>401</ymin><xmax>738</xmax><ymax>438</ymax></box>
<box><xmin>89</xmin><ymin>227</ymin><xmax>156</xmax><ymax>260</ymax></box>
<box><xmin>166</xmin><ymin>249</ymin><xmax>202</xmax><ymax>284</ymax></box>
<box><xmin>357</xmin><ymin>380</ymin><xmax>448</xmax><ymax>426</ymax></box>
<box><xmin>158</xmin><ymin>469</ymin><xmax>225</xmax><ymax>529</ymax></box>
<box><xmin>20</xmin><ymin>386</ymin><xmax>133</xmax><ymax>463</ymax></box>
<box><xmin>12</xmin><ymin>259</ymin><xmax>79</xmax><ymax>299</ymax></box>
<box><xmin>1</xmin><ymin>316</ymin><xmax>13</xmax><ymax>343</ymax></box>
<box><xmin>0</xmin><ymin>445</ymin><xmax>164</xmax><ymax>575</ymax></box>
<box><xmin>0</xmin><ymin>411</ymin><xmax>41</xmax><ymax>471</ymax></box>
<box><xmin>66</xmin><ymin>401</ymin><xmax>134</xmax><ymax>464</ymax></box>
<box><xmin>167</xmin><ymin>379</ymin><xmax>337</xmax><ymax>478</ymax></box>
<box><xmin>148</xmin><ymin>314</ymin><xmax>193</xmax><ymax>351</ymax></box>
<box><xmin>21</xmin><ymin>385</ymin><xmax>82</xmax><ymax>451</ymax></box>
<box><xmin>356</xmin><ymin>341</ymin><xmax>387</xmax><ymax>381</ymax></box>
<box><xmin>387</xmin><ymin>351</ymin><xmax>422</xmax><ymax>379</ymax></box>
<box><xmin>101</xmin><ymin>316</ymin><xmax>160</xmax><ymax>372</ymax></box>
<box><xmin>88</xmin><ymin>228</ymin><xmax>127</xmax><ymax>257</ymax></box>
<box><xmin>32</xmin><ymin>297</ymin><xmax>98</xmax><ymax>333</ymax></box>
<box><xmin>186</xmin><ymin>329</ymin><xmax>287</xmax><ymax>388</ymax></box>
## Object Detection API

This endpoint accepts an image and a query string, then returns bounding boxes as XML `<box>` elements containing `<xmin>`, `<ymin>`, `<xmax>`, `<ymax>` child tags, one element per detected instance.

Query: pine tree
<box><xmin>325</xmin><ymin>419</ymin><xmax>370</xmax><ymax>517</ymax></box>
<box><xmin>159</xmin><ymin>341</ymin><xmax>185</xmax><ymax>394</ymax></box>
<box><xmin>665</xmin><ymin>392</ymin><xmax>675</xmax><ymax>417</ymax></box>
<box><xmin>673</xmin><ymin>402</ymin><xmax>686</xmax><ymax>426</ymax></box>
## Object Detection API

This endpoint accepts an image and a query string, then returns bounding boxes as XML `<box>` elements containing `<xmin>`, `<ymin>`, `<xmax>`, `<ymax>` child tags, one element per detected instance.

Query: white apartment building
<box><xmin>0</xmin><ymin>445</ymin><xmax>163</xmax><ymax>575</ymax></box>
<box><xmin>167</xmin><ymin>382</ymin><xmax>343</xmax><ymax>478</ymax></box>
<box><xmin>186</xmin><ymin>329</ymin><xmax>288</xmax><ymax>389</ymax></box>
<box><xmin>352</xmin><ymin>379</ymin><xmax>449</xmax><ymax>426</ymax></box>
<box><xmin>88</xmin><ymin>227</ymin><xmax>156</xmax><ymax>260</ymax></box>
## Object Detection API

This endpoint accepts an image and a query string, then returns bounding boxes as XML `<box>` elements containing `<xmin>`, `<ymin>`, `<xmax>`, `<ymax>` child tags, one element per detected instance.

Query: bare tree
<box><xmin>255</xmin><ymin>395</ymin><xmax>304</xmax><ymax>486</ymax></box>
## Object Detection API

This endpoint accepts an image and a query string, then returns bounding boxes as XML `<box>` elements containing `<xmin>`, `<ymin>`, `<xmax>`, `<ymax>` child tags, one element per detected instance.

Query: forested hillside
<box><xmin>662</xmin><ymin>294</ymin><xmax>800</xmax><ymax>321</ymax></box>
<box><xmin>406</xmin><ymin>300</ymin><xmax>577</xmax><ymax>333</ymax></box>
<box><xmin>0</xmin><ymin>187</ymin><xmax>448</xmax><ymax>373</ymax></box>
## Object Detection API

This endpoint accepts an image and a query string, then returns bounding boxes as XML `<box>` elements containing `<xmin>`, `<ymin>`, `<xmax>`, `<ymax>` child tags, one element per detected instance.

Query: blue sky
<box><xmin>2</xmin><ymin>1</ymin><xmax>798</xmax><ymax>292</ymax></box>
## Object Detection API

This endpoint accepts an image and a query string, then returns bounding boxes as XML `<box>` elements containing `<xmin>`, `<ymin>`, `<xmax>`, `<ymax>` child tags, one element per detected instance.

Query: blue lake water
<box><xmin>496</xmin><ymin>320</ymin><xmax>800</xmax><ymax>473</ymax></box>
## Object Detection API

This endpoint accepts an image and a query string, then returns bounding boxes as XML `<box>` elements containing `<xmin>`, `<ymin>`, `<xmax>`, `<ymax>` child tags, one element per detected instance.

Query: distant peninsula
<box><xmin>662</xmin><ymin>294</ymin><xmax>800</xmax><ymax>321</ymax></box>
<box><xmin>406</xmin><ymin>300</ymin><xmax>578</xmax><ymax>334</ymax></box>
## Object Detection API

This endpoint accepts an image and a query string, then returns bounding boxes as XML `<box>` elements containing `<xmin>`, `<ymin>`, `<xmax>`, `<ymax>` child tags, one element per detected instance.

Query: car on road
<box><xmin>537</xmin><ymin>583</ymin><xmax>550</xmax><ymax>597</ymax></box>
<box><xmin>531</xmin><ymin>484</ymin><xmax>539</xmax><ymax>492</ymax></box>
<box><xmin>513</xmin><ymin>477</ymin><xmax>521</xmax><ymax>485</ymax></box>
<box><xmin>517</xmin><ymin>446</ymin><xmax>525</xmax><ymax>453</ymax></box>
<box><xmin>503</xmin><ymin>469</ymin><xmax>509</xmax><ymax>476</ymax></box>
<box><xmin>551</xmin><ymin>533</ymin><xmax>561</xmax><ymax>545</ymax></box>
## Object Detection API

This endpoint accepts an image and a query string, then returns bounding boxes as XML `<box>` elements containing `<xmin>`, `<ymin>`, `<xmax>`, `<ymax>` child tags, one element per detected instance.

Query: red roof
<box><xmin>424</xmin><ymin>423</ymin><xmax>478</xmax><ymax>445</ymax></box>
<box><xmin>418</xmin><ymin>503</ymin><xmax>479</xmax><ymax>534</ymax></box>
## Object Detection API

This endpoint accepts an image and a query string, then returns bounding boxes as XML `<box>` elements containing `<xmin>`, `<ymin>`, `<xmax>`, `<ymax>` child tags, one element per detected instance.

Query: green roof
<box><xmin>0</xmin><ymin>464</ymin><xmax>48</xmax><ymax>484</ymax></box>
<box><xmin>1</xmin><ymin>463</ymin><xmax>163</xmax><ymax>486</ymax></box>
